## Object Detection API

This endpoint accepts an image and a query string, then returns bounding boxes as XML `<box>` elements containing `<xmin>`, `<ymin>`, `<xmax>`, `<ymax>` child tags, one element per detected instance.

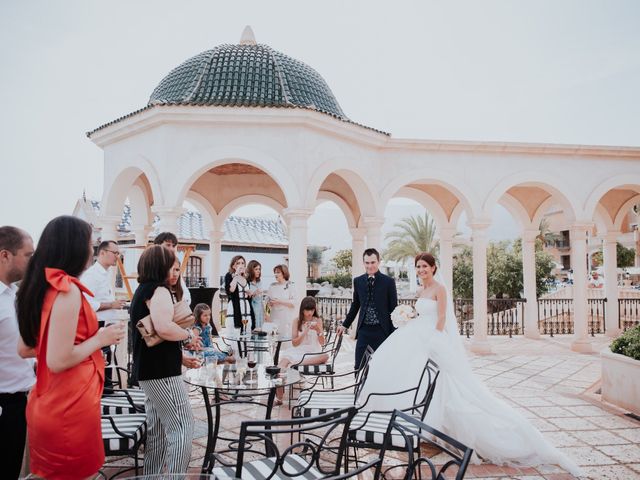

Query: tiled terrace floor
<box><xmin>106</xmin><ymin>335</ymin><xmax>640</xmax><ymax>479</ymax></box>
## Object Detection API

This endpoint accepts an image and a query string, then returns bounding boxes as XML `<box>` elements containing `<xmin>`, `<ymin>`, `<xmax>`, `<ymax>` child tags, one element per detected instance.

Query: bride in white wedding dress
<box><xmin>358</xmin><ymin>252</ymin><xmax>582</xmax><ymax>476</ymax></box>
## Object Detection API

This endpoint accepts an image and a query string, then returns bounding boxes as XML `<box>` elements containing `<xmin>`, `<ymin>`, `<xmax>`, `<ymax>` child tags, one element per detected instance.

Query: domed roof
<box><xmin>149</xmin><ymin>27</ymin><xmax>347</xmax><ymax>120</ymax></box>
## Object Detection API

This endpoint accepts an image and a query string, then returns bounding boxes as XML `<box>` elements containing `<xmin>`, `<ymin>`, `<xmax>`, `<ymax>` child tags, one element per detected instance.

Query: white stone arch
<box><xmin>498</xmin><ymin>192</ymin><xmax>532</xmax><ymax>231</ymax></box>
<box><xmin>379</xmin><ymin>168</ymin><xmax>479</xmax><ymax>221</ymax></box>
<box><xmin>593</xmin><ymin>203</ymin><xmax>615</xmax><ymax>235</ymax></box>
<box><xmin>483</xmin><ymin>171</ymin><xmax>579</xmax><ymax>223</ymax></box>
<box><xmin>305</xmin><ymin>160</ymin><xmax>380</xmax><ymax>220</ymax></box>
<box><xmin>185</xmin><ymin>191</ymin><xmax>218</xmax><ymax>233</ymax></box>
<box><xmin>583</xmin><ymin>174</ymin><xmax>640</xmax><ymax>221</ymax></box>
<box><xmin>168</xmin><ymin>145</ymin><xmax>300</xmax><ymax>208</ymax></box>
<box><xmin>218</xmin><ymin>195</ymin><xmax>285</xmax><ymax>223</ymax></box>
<box><xmin>393</xmin><ymin>187</ymin><xmax>448</xmax><ymax>231</ymax></box>
<box><xmin>316</xmin><ymin>191</ymin><xmax>357</xmax><ymax>229</ymax></box>
<box><xmin>614</xmin><ymin>193</ymin><xmax>640</xmax><ymax>231</ymax></box>
<box><xmin>128</xmin><ymin>181</ymin><xmax>153</xmax><ymax>228</ymax></box>
<box><xmin>102</xmin><ymin>164</ymin><xmax>162</xmax><ymax>218</ymax></box>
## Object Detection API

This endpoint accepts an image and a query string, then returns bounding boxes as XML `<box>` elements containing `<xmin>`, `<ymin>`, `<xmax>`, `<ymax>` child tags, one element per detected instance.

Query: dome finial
<box><xmin>239</xmin><ymin>25</ymin><xmax>256</xmax><ymax>45</ymax></box>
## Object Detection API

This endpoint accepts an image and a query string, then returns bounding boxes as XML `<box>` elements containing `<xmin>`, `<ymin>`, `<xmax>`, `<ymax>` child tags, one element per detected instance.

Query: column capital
<box><xmin>602</xmin><ymin>231</ymin><xmax>621</xmax><ymax>244</ymax></box>
<box><xmin>522</xmin><ymin>229</ymin><xmax>540</xmax><ymax>243</ymax></box>
<box><xmin>208</xmin><ymin>229</ymin><xmax>225</xmax><ymax>242</ymax></box>
<box><xmin>570</xmin><ymin>221</ymin><xmax>594</xmax><ymax>233</ymax></box>
<box><xmin>467</xmin><ymin>218</ymin><xmax>492</xmax><ymax>231</ymax></box>
<box><xmin>349</xmin><ymin>227</ymin><xmax>367</xmax><ymax>240</ymax></box>
<box><xmin>439</xmin><ymin>226</ymin><xmax>458</xmax><ymax>241</ymax></box>
<box><xmin>282</xmin><ymin>208</ymin><xmax>313</xmax><ymax>222</ymax></box>
<box><xmin>361</xmin><ymin>216</ymin><xmax>386</xmax><ymax>229</ymax></box>
<box><xmin>151</xmin><ymin>205</ymin><xmax>186</xmax><ymax>217</ymax></box>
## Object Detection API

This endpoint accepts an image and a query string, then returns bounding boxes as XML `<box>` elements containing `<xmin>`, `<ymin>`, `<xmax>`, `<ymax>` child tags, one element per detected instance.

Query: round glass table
<box><xmin>184</xmin><ymin>365</ymin><xmax>303</xmax><ymax>474</ymax></box>
<box><xmin>220</xmin><ymin>331</ymin><xmax>292</xmax><ymax>364</ymax></box>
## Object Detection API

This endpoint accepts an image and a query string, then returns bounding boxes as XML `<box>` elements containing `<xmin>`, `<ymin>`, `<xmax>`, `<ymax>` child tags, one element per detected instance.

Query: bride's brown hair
<box><xmin>414</xmin><ymin>252</ymin><xmax>438</xmax><ymax>273</ymax></box>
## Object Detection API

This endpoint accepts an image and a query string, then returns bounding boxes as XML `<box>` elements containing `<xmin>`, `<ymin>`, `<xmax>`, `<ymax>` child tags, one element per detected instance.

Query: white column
<box><xmin>363</xmin><ymin>216</ymin><xmax>385</xmax><ymax>251</ymax></box>
<box><xmin>97</xmin><ymin>215</ymin><xmax>121</xmax><ymax>243</ymax></box>
<box><xmin>570</xmin><ymin>223</ymin><xmax>593</xmax><ymax>353</ymax></box>
<box><xmin>604</xmin><ymin>232</ymin><xmax>621</xmax><ymax>337</ymax></box>
<box><xmin>151</xmin><ymin>206</ymin><xmax>185</xmax><ymax>235</ymax></box>
<box><xmin>284</xmin><ymin>209</ymin><xmax>312</xmax><ymax>309</ymax></box>
<box><xmin>208</xmin><ymin>228</ymin><xmax>225</xmax><ymax>288</ymax></box>
<box><xmin>350</xmin><ymin>227</ymin><xmax>366</xmax><ymax>278</ymax></box>
<box><xmin>131</xmin><ymin>224</ymin><xmax>152</xmax><ymax>246</ymax></box>
<box><xmin>469</xmin><ymin>220</ymin><xmax>492</xmax><ymax>354</ymax></box>
<box><xmin>439</xmin><ymin>226</ymin><xmax>456</xmax><ymax>292</ymax></box>
<box><xmin>407</xmin><ymin>261</ymin><xmax>418</xmax><ymax>293</ymax></box>
<box><xmin>522</xmin><ymin>229</ymin><xmax>541</xmax><ymax>339</ymax></box>
<box><xmin>635</xmin><ymin>228</ymin><xmax>640</xmax><ymax>268</ymax></box>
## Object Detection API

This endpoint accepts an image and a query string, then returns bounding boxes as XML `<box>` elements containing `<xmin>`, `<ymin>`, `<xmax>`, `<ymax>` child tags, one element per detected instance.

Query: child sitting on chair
<box><xmin>193</xmin><ymin>303</ymin><xmax>235</xmax><ymax>364</ymax></box>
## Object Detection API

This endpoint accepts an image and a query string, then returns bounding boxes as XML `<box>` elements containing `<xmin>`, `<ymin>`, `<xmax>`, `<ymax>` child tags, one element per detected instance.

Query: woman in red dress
<box><xmin>17</xmin><ymin>216</ymin><xmax>124</xmax><ymax>479</ymax></box>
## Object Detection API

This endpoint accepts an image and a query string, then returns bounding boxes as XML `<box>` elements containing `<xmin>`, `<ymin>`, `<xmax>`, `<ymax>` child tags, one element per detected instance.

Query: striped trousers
<box><xmin>139</xmin><ymin>375</ymin><xmax>194</xmax><ymax>474</ymax></box>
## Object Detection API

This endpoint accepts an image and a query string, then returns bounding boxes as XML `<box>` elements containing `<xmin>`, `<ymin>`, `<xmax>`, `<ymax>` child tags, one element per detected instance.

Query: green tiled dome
<box><xmin>149</xmin><ymin>38</ymin><xmax>347</xmax><ymax>120</ymax></box>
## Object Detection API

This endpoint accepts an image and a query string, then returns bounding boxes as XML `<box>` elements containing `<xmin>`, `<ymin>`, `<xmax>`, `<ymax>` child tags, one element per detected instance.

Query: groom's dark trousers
<box><xmin>342</xmin><ymin>271</ymin><xmax>398</xmax><ymax>369</ymax></box>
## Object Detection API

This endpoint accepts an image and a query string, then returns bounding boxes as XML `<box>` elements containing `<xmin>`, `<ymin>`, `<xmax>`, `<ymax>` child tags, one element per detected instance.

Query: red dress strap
<box><xmin>45</xmin><ymin>267</ymin><xmax>95</xmax><ymax>297</ymax></box>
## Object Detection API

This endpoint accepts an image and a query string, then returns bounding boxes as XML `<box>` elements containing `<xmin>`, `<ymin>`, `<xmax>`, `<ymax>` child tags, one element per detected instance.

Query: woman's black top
<box><xmin>130</xmin><ymin>283</ymin><xmax>182</xmax><ymax>382</ymax></box>
<box><xmin>224</xmin><ymin>272</ymin><xmax>256</xmax><ymax>329</ymax></box>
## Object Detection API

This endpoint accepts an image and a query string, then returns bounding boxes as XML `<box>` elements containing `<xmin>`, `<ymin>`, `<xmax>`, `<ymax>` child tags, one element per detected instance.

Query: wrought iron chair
<box><xmin>381</xmin><ymin>409</ymin><xmax>474</xmax><ymax>480</ymax></box>
<box><xmin>291</xmin><ymin>346</ymin><xmax>373</xmax><ymax>419</ymax></box>
<box><xmin>101</xmin><ymin>413</ymin><xmax>147</xmax><ymax>478</ymax></box>
<box><xmin>287</xmin><ymin>333</ymin><xmax>344</xmax><ymax>406</ymax></box>
<box><xmin>345</xmin><ymin>359</ymin><xmax>440</xmax><ymax>472</ymax></box>
<box><xmin>211</xmin><ymin>407</ymin><xmax>383</xmax><ymax>480</ymax></box>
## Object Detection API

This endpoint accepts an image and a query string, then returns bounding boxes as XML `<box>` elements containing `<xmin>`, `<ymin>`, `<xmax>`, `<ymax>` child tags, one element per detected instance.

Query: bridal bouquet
<box><xmin>390</xmin><ymin>304</ymin><xmax>416</xmax><ymax>329</ymax></box>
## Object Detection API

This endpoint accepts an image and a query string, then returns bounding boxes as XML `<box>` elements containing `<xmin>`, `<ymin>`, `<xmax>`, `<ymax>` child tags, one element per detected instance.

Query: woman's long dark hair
<box><xmin>17</xmin><ymin>216</ymin><xmax>93</xmax><ymax>347</ymax></box>
<box><xmin>246</xmin><ymin>260</ymin><xmax>261</xmax><ymax>283</ymax></box>
<box><xmin>297</xmin><ymin>296</ymin><xmax>320</xmax><ymax>332</ymax></box>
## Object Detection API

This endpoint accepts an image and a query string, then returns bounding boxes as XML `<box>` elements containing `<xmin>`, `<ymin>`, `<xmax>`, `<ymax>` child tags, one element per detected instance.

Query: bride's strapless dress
<box><xmin>358</xmin><ymin>298</ymin><xmax>581</xmax><ymax>476</ymax></box>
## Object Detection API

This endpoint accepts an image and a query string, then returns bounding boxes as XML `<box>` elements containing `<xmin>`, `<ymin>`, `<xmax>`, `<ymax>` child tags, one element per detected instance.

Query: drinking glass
<box><xmin>246</xmin><ymin>352</ymin><xmax>257</xmax><ymax>384</ymax></box>
<box><xmin>241</xmin><ymin>317</ymin><xmax>249</xmax><ymax>336</ymax></box>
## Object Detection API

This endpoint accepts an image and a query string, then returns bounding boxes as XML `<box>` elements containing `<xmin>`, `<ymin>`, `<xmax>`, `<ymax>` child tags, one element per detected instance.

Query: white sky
<box><xmin>1</xmin><ymin>0</ymin><xmax>639</xmax><ymax>241</ymax></box>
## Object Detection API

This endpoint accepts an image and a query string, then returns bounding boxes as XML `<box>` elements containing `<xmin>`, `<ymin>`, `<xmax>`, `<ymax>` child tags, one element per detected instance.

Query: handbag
<box><xmin>136</xmin><ymin>300</ymin><xmax>195</xmax><ymax>348</ymax></box>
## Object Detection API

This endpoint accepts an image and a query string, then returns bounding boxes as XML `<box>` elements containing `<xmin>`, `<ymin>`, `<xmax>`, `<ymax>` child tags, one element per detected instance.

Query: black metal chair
<box><xmin>287</xmin><ymin>333</ymin><xmax>344</xmax><ymax>407</ymax></box>
<box><xmin>381</xmin><ymin>409</ymin><xmax>474</xmax><ymax>480</ymax></box>
<box><xmin>345</xmin><ymin>359</ymin><xmax>440</xmax><ymax>471</ymax></box>
<box><xmin>101</xmin><ymin>413</ymin><xmax>147</xmax><ymax>478</ymax></box>
<box><xmin>291</xmin><ymin>346</ymin><xmax>373</xmax><ymax>419</ymax></box>
<box><xmin>211</xmin><ymin>407</ymin><xmax>383</xmax><ymax>480</ymax></box>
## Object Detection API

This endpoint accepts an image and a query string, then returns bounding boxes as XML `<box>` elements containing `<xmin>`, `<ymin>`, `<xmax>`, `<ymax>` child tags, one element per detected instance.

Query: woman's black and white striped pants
<box><xmin>139</xmin><ymin>375</ymin><xmax>194</xmax><ymax>474</ymax></box>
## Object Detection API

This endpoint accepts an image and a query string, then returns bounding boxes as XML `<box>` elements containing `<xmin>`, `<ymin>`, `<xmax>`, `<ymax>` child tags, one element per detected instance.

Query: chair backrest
<box><xmin>412</xmin><ymin>359</ymin><xmax>440</xmax><ymax>419</ymax></box>
<box><xmin>382</xmin><ymin>410</ymin><xmax>474</xmax><ymax>480</ymax></box>
<box><xmin>235</xmin><ymin>407</ymin><xmax>381</xmax><ymax>479</ymax></box>
<box><xmin>354</xmin><ymin>346</ymin><xmax>375</xmax><ymax>401</ymax></box>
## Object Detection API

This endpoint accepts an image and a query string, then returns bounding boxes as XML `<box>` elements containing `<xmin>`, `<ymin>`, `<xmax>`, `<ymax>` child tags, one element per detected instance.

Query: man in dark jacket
<box><xmin>337</xmin><ymin>248</ymin><xmax>398</xmax><ymax>368</ymax></box>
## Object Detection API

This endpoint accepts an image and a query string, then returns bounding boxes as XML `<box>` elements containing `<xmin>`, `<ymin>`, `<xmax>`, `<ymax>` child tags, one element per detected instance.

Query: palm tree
<box><xmin>384</xmin><ymin>213</ymin><xmax>440</xmax><ymax>264</ymax></box>
<box><xmin>537</xmin><ymin>218</ymin><xmax>563</xmax><ymax>248</ymax></box>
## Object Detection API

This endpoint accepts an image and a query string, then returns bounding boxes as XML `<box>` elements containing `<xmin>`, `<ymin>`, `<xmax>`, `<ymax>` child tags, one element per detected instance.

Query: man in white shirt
<box><xmin>81</xmin><ymin>240</ymin><xmax>126</xmax><ymax>326</ymax></box>
<box><xmin>0</xmin><ymin>226</ymin><xmax>35</xmax><ymax>480</ymax></box>
<box><xmin>589</xmin><ymin>271</ymin><xmax>604</xmax><ymax>289</ymax></box>
<box><xmin>154</xmin><ymin>232</ymin><xmax>191</xmax><ymax>306</ymax></box>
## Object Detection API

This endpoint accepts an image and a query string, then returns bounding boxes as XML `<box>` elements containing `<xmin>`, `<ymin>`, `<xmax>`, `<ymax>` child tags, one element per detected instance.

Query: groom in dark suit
<box><xmin>337</xmin><ymin>248</ymin><xmax>398</xmax><ymax>368</ymax></box>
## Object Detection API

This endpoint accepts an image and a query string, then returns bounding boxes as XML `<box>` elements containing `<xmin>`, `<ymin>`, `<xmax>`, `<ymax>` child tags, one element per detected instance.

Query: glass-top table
<box><xmin>184</xmin><ymin>364</ymin><xmax>303</xmax><ymax>473</ymax></box>
<box><xmin>220</xmin><ymin>331</ymin><xmax>293</xmax><ymax>364</ymax></box>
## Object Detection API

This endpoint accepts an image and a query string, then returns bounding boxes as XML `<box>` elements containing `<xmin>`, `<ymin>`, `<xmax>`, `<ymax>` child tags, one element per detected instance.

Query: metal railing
<box><xmin>537</xmin><ymin>298</ymin><xmax>606</xmax><ymax>336</ymax></box>
<box><xmin>619</xmin><ymin>298</ymin><xmax>640</xmax><ymax>331</ymax></box>
<box><xmin>218</xmin><ymin>293</ymin><xmax>615</xmax><ymax>337</ymax></box>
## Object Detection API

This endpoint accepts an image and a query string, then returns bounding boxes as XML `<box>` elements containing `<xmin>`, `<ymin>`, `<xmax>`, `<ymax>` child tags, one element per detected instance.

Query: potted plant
<box><xmin>601</xmin><ymin>325</ymin><xmax>640</xmax><ymax>415</ymax></box>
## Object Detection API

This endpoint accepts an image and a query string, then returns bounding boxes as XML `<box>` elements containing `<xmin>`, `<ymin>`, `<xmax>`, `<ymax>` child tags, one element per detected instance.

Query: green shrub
<box><xmin>611</xmin><ymin>325</ymin><xmax>640</xmax><ymax>361</ymax></box>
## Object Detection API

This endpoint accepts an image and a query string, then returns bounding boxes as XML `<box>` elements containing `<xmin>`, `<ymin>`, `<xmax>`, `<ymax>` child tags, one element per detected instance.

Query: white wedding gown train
<box><xmin>358</xmin><ymin>298</ymin><xmax>582</xmax><ymax>476</ymax></box>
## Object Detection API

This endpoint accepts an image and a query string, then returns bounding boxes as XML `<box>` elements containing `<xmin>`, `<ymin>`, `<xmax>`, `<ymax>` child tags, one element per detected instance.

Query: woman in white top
<box><xmin>266</xmin><ymin>264</ymin><xmax>295</xmax><ymax>335</ymax></box>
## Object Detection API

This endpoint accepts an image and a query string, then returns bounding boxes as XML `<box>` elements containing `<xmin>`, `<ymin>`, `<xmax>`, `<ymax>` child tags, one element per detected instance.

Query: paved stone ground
<box><xmin>105</xmin><ymin>335</ymin><xmax>640</xmax><ymax>479</ymax></box>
